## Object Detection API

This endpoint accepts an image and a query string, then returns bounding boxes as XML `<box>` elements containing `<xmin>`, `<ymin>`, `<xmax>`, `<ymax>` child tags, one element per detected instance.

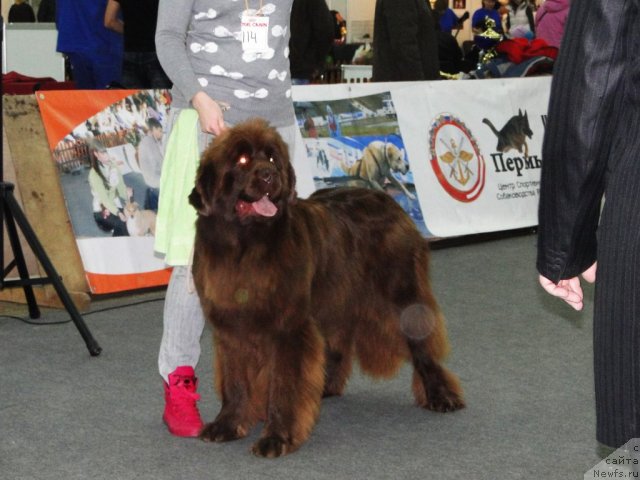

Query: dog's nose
<box><xmin>257</xmin><ymin>167</ymin><xmax>274</xmax><ymax>184</ymax></box>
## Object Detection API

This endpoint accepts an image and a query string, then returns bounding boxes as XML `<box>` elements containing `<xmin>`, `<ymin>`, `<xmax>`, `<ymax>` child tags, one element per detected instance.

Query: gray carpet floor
<box><xmin>0</xmin><ymin>233</ymin><xmax>603</xmax><ymax>479</ymax></box>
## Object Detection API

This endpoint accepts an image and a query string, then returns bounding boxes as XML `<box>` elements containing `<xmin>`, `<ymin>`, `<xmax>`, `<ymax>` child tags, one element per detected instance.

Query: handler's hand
<box><xmin>192</xmin><ymin>91</ymin><xmax>229</xmax><ymax>136</ymax></box>
<box><xmin>538</xmin><ymin>262</ymin><xmax>597</xmax><ymax>311</ymax></box>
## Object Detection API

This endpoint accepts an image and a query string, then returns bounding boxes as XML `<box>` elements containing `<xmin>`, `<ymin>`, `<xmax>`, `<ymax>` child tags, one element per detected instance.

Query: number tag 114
<box><xmin>241</xmin><ymin>14</ymin><xmax>270</xmax><ymax>53</ymax></box>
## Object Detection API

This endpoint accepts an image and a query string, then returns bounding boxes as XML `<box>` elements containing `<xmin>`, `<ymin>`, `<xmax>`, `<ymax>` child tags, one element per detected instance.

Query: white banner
<box><xmin>292</xmin><ymin>77</ymin><xmax>550</xmax><ymax>237</ymax></box>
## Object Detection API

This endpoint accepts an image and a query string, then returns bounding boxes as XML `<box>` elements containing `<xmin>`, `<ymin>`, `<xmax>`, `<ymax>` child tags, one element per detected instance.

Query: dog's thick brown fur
<box><xmin>189</xmin><ymin>119</ymin><xmax>465</xmax><ymax>458</ymax></box>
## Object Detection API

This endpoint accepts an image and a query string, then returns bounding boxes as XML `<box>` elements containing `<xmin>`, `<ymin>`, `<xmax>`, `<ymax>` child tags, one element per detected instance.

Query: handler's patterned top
<box><xmin>156</xmin><ymin>0</ymin><xmax>294</xmax><ymax>127</ymax></box>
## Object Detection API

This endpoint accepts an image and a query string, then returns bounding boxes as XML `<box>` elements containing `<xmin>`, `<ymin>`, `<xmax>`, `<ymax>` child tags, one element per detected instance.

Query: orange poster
<box><xmin>36</xmin><ymin>89</ymin><xmax>173</xmax><ymax>294</ymax></box>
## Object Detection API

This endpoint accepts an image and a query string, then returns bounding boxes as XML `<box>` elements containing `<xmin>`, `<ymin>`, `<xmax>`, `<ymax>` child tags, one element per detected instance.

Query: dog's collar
<box><xmin>373</xmin><ymin>141</ymin><xmax>388</xmax><ymax>172</ymax></box>
<box><xmin>356</xmin><ymin>142</ymin><xmax>385</xmax><ymax>177</ymax></box>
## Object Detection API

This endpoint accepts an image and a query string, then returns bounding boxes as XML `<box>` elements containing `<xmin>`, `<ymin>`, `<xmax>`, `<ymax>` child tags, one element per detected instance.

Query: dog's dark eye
<box><xmin>237</xmin><ymin>155</ymin><xmax>249</xmax><ymax>166</ymax></box>
<box><xmin>269</xmin><ymin>157</ymin><xmax>274</xmax><ymax>163</ymax></box>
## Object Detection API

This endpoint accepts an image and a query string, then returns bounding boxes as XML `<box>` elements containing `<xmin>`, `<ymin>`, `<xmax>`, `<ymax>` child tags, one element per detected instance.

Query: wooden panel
<box><xmin>2</xmin><ymin>95</ymin><xmax>90</xmax><ymax>311</ymax></box>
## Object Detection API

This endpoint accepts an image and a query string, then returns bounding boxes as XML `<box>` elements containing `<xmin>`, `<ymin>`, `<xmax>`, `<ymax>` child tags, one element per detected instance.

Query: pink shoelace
<box><xmin>169</xmin><ymin>376</ymin><xmax>201</xmax><ymax>419</ymax></box>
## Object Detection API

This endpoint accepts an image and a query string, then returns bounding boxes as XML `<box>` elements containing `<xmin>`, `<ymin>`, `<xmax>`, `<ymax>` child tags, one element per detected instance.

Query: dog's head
<box><xmin>386</xmin><ymin>143</ymin><xmax>409</xmax><ymax>175</ymax></box>
<box><xmin>518</xmin><ymin>109</ymin><xmax>533</xmax><ymax>139</ymax></box>
<box><xmin>123</xmin><ymin>201</ymin><xmax>140</xmax><ymax>219</ymax></box>
<box><xmin>189</xmin><ymin>118</ymin><xmax>296</xmax><ymax>224</ymax></box>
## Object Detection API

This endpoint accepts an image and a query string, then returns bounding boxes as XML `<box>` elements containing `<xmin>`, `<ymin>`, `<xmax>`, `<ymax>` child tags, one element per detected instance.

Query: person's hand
<box><xmin>191</xmin><ymin>91</ymin><xmax>229</xmax><ymax>136</ymax></box>
<box><xmin>538</xmin><ymin>262</ymin><xmax>597</xmax><ymax>311</ymax></box>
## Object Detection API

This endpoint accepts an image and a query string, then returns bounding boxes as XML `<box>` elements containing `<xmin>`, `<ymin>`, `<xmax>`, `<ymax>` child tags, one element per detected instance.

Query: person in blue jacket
<box><xmin>56</xmin><ymin>0</ymin><xmax>123</xmax><ymax>89</ymax></box>
<box><xmin>471</xmin><ymin>0</ymin><xmax>503</xmax><ymax>51</ymax></box>
<box><xmin>472</xmin><ymin>0</ymin><xmax>503</xmax><ymax>35</ymax></box>
<box><xmin>434</xmin><ymin>0</ymin><xmax>463</xmax><ymax>34</ymax></box>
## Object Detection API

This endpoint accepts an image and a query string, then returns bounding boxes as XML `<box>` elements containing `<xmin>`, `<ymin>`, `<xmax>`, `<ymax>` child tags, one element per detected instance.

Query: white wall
<box><xmin>326</xmin><ymin>0</ymin><xmax>348</xmax><ymax>17</ymax></box>
<box><xmin>343</xmin><ymin>0</ymin><xmax>375</xmax><ymax>42</ymax></box>
<box><xmin>3</xmin><ymin>23</ymin><xmax>65</xmax><ymax>80</ymax></box>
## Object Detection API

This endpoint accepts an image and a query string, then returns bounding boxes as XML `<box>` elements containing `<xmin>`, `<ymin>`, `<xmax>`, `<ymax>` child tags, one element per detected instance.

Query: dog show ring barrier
<box><xmin>2</xmin><ymin>77</ymin><xmax>550</xmax><ymax>306</ymax></box>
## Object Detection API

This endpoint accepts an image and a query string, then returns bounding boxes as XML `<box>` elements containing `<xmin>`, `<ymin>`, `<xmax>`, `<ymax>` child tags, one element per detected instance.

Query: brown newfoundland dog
<box><xmin>188</xmin><ymin>119</ymin><xmax>464</xmax><ymax>458</ymax></box>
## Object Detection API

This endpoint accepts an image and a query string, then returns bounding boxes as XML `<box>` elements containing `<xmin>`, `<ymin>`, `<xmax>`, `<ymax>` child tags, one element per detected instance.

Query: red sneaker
<box><xmin>163</xmin><ymin>366</ymin><xmax>204</xmax><ymax>437</ymax></box>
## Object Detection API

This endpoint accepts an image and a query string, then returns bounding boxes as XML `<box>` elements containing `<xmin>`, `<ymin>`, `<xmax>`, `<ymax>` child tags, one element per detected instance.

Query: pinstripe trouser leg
<box><xmin>594</xmin><ymin>142</ymin><xmax>640</xmax><ymax>448</ymax></box>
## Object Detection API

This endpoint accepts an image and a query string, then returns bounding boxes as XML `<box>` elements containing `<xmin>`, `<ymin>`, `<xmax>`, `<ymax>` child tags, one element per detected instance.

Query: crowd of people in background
<box><xmin>468</xmin><ymin>0</ymin><xmax>570</xmax><ymax>43</ymax></box>
<box><xmin>370</xmin><ymin>0</ymin><xmax>570</xmax><ymax>82</ymax></box>
<box><xmin>5</xmin><ymin>0</ymin><xmax>570</xmax><ymax>87</ymax></box>
<box><xmin>366</xmin><ymin>0</ymin><xmax>570</xmax><ymax>81</ymax></box>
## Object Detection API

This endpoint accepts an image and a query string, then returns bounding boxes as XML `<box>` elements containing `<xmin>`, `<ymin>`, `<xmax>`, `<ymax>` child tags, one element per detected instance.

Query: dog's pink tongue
<box><xmin>252</xmin><ymin>195</ymin><xmax>277</xmax><ymax>217</ymax></box>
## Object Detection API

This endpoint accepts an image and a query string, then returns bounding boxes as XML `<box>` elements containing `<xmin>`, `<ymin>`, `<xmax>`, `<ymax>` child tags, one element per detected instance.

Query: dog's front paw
<box><xmin>322</xmin><ymin>383</ymin><xmax>344</xmax><ymax>398</ymax></box>
<box><xmin>424</xmin><ymin>385</ymin><xmax>465</xmax><ymax>413</ymax></box>
<box><xmin>200</xmin><ymin>420</ymin><xmax>248</xmax><ymax>443</ymax></box>
<box><xmin>251</xmin><ymin>435</ymin><xmax>291</xmax><ymax>458</ymax></box>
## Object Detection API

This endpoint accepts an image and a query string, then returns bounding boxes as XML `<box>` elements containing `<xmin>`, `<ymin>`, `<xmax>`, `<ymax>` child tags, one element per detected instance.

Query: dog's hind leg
<box><xmin>252</xmin><ymin>322</ymin><xmax>325</xmax><ymax>458</ymax></box>
<box><xmin>405</xmin><ymin>250</ymin><xmax>465</xmax><ymax>412</ymax></box>
<box><xmin>408</xmin><ymin>335</ymin><xmax>465</xmax><ymax>412</ymax></box>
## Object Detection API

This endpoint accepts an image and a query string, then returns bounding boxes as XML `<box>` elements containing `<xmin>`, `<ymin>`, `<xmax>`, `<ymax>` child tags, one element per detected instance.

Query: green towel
<box><xmin>154</xmin><ymin>109</ymin><xmax>201</xmax><ymax>266</ymax></box>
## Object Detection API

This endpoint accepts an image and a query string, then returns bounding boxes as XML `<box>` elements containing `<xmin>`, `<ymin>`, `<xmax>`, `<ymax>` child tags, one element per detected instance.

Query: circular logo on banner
<box><xmin>429</xmin><ymin>114</ymin><xmax>485</xmax><ymax>203</ymax></box>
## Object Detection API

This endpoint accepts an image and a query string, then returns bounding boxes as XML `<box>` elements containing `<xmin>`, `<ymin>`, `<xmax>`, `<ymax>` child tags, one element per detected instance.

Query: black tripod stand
<box><xmin>1</xmin><ymin>20</ymin><xmax>101</xmax><ymax>356</ymax></box>
<box><xmin>0</xmin><ymin>183</ymin><xmax>102</xmax><ymax>356</ymax></box>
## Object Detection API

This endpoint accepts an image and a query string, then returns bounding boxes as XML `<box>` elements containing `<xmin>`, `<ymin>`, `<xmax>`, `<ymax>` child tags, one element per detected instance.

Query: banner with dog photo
<box><xmin>390</xmin><ymin>76</ymin><xmax>550</xmax><ymax>237</ymax></box>
<box><xmin>293</xmin><ymin>78</ymin><xmax>551</xmax><ymax>238</ymax></box>
<box><xmin>37</xmin><ymin>89</ymin><xmax>173</xmax><ymax>294</ymax></box>
<box><xmin>293</xmin><ymin>91</ymin><xmax>429</xmax><ymax>236</ymax></box>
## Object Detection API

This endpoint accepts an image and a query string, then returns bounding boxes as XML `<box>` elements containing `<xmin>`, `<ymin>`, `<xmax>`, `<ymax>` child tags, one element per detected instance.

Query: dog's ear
<box><xmin>189</xmin><ymin>164</ymin><xmax>217</xmax><ymax>216</ymax></box>
<box><xmin>188</xmin><ymin>186</ymin><xmax>210</xmax><ymax>216</ymax></box>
